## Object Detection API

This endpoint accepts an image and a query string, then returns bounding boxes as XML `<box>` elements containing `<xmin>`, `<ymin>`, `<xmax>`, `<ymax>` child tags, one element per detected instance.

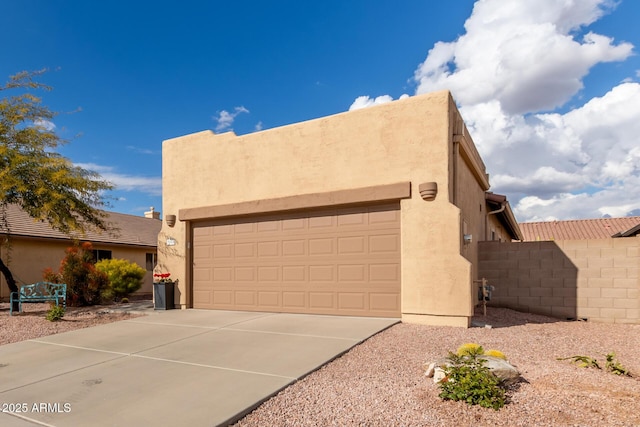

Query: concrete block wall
<box><xmin>478</xmin><ymin>237</ymin><xmax>639</xmax><ymax>324</ymax></box>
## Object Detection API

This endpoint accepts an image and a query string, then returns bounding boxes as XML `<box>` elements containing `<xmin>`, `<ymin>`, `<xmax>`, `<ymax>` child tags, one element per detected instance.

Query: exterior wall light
<box><xmin>418</xmin><ymin>182</ymin><xmax>438</xmax><ymax>201</ymax></box>
<box><xmin>165</xmin><ymin>214</ymin><xmax>177</xmax><ymax>227</ymax></box>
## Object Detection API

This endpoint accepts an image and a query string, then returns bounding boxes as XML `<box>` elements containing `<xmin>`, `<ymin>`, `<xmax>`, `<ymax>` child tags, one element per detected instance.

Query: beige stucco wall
<box><xmin>485</xmin><ymin>214</ymin><xmax>514</xmax><ymax>243</ymax></box>
<box><xmin>0</xmin><ymin>238</ymin><xmax>155</xmax><ymax>300</ymax></box>
<box><xmin>161</xmin><ymin>91</ymin><xmax>493</xmax><ymax>326</ymax></box>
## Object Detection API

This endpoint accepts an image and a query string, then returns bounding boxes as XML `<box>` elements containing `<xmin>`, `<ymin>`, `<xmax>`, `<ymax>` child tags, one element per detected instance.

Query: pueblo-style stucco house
<box><xmin>0</xmin><ymin>205</ymin><xmax>162</xmax><ymax>300</ymax></box>
<box><xmin>159</xmin><ymin>91</ymin><xmax>520</xmax><ymax>327</ymax></box>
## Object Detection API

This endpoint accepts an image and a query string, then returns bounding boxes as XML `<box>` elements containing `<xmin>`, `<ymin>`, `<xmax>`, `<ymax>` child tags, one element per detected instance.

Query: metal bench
<box><xmin>10</xmin><ymin>282</ymin><xmax>67</xmax><ymax>316</ymax></box>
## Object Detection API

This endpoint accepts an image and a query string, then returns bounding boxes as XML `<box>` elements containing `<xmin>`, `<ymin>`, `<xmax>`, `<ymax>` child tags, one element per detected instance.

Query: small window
<box><xmin>146</xmin><ymin>253</ymin><xmax>157</xmax><ymax>271</ymax></box>
<box><xmin>92</xmin><ymin>249</ymin><xmax>112</xmax><ymax>262</ymax></box>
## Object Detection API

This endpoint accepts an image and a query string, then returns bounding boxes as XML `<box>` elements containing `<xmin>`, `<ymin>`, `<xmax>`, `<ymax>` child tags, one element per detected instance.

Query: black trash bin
<box><xmin>11</xmin><ymin>296</ymin><xmax>20</xmax><ymax>314</ymax></box>
<box><xmin>153</xmin><ymin>282</ymin><xmax>174</xmax><ymax>310</ymax></box>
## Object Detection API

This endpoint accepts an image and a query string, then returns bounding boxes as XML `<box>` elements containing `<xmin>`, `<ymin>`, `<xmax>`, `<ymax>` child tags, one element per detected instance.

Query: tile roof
<box><xmin>1</xmin><ymin>204</ymin><xmax>161</xmax><ymax>247</ymax></box>
<box><xmin>519</xmin><ymin>217</ymin><xmax>640</xmax><ymax>241</ymax></box>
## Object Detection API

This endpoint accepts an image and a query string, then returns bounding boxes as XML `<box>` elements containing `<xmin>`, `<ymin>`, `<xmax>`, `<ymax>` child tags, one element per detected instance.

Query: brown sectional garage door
<box><xmin>192</xmin><ymin>203</ymin><xmax>401</xmax><ymax>317</ymax></box>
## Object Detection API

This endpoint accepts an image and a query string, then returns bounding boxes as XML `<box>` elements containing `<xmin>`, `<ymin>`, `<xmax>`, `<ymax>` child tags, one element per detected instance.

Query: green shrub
<box><xmin>605</xmin><ymin>352</ymin><xmax>632</xmax><ymax>377</ymax></box>
<box><xmin>95</xmin><ymin>258</ymin><xmax>145</xmax><ymax>301</ymax></box>
<box><xmin>558</xmin><ymin>352</ymin><xmax>632</xmax><ymax>377</ymax></box>
<box><xmin>46</xmin><ymin>304</ymin><xmax>65</xmax><ymax>321</ymax></box>
<box><xmin>438</xmin><ymin>347</ymin><xmax>506</xmax><ymax>410</ymax></box>
<box><xmin>557</xmin><ymin>355</ymin><xmax>600</xmax><ymax>369</ymax></box>
<box><xmin>44</xmin><ymin>242</ymin><xmax>109</xmax><ymax>306</ymax></box>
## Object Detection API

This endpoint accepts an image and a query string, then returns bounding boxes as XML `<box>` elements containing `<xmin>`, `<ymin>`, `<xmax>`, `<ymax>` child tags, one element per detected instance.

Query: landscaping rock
<box><xmin>425</xmin><ymin>356</ymin><xmax>520</xmax><ymax>385</ymax></box>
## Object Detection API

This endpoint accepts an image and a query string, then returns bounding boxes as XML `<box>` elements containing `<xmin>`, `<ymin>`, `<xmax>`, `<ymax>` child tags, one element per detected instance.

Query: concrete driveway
<box><xmin>0</xmin><ymin>309</ymin><xmax>398</xmax><ymax>426</ymax></box>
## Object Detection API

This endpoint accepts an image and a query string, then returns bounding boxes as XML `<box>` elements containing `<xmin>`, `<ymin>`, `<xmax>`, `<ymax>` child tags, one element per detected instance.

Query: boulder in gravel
<box><xmin>425</xmin><ymin>356</ymin><xmax>520</xmax><ymax>385</ymax></box>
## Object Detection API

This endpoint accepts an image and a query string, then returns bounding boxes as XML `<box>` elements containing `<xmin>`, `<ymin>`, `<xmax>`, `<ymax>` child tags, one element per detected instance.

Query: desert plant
<box><xmin>485</xmin><ymin>349</ymin><xmax>507</xmax><ymax>360</ymax></box>
<box><xmin>455</xmin><ymin>343</ymin><xmax>508</xmax><ymax>360</ymax></box>
<box><xmin>605</xmin><ymin>353</ymin><xmax>632</xmax><ymax>377</ymax></box>
<box><xmin>438</xmin><ymin>347</ymin><xmax>506</xmax><ymax>410</ymax></box>
<box><xmin>120</xmin><ymin>297</ymin><xmax>129</xmax><ymax>304</ymax></box>
<box><xmin>42</xmin><ymin>267</ymin><xmax>62</xmax><ymax>283</ymax></box>
<box><xmin>557</xmin><ymin>355</ymin><xmax>601</xmax><ymax>369</ymax></box>
<box><xmin>456</xmin><ymin>343</ymin><xmax>484</xmax><ymax>357</ymax></box>
<box><xmin>44</xmin><ymin>242</ymin><xmax>109</xmax><ymax>306</ymax></box>
<box><xmin>45</xmin><ymin>304</ymin><xmax>65</xmax><ymax>321</ymax></box>
<box><xmin>95</xmin><ymin>258</ymin><xmax>145</xmax><ymax>301</ymax></box>
<box><xmin>557</xmin><ymin>352</ymin><xmax>632</xmax><ymax>377</ymax></box>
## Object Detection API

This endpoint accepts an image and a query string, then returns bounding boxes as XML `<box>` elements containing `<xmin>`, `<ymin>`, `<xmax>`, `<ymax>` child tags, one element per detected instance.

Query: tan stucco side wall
<box><xmin>485</xmin><ymin>214</ymin><xmax>515</xmax><ymax>243</ymax></box>
<box><xmin>0</xmin><ymin>238</ymin><xmax>155</xmax><ymax>299</ymax></box>
<box><xmin>161</xmin><ymin>91</ymin><xmax>491</xmax><ymax>326</ymax></box>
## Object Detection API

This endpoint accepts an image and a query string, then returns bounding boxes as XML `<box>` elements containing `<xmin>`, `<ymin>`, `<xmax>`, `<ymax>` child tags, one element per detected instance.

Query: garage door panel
<box><xmin>309</xmin><ymin>238</ymin><xmax>334</xmax><ymax>255</ymax></box>
<box><xmin>308</xmin><ymin>216</ymin><xmax>335</xmax><ymax>230</ymax></box>
<box><xmin>194</xmin><ymin>290</ymin><xmax>211</xmax><ymax>305</ymax></box>
<box><xmin>257</xmin><ymin>219</ymin><xmax>280</xmax><ymax>233</ymax></box>
<box><xmin>256</xmin><ymin>266</ymin><xmax>278</xmax><ymax>282</ymax></box>
<box><xmin>309</xmin><ymin>265</ymin><xmax>334</xmax><ymax>281</ymax></box>
<box><xmin>234</xmin><ymin>242</ymin><xmax>256</xmax><ymax>258</ymax></box>
<box><xmin>234</xmin><ymin>222</ymin><xmax>256</xmax><ymax>234</ymax></box>
<box><xmin>212</xmin><ymin>290</ymin><xmax>232</xmax><ymax>305</ymax></box>
<box><xmin>368</xmin><ymin>207</ymin><xmax>400</xmax><ymax>224</ymax></box>
<box><xmin>283</xmin><ymin>292</ymin><xmax>305</xmax><ymax>308</ymax></box>
<box><xmin>193</xmin><ymin>245</ymin><xmax>212</xmax><ymax>259</ymax></box>
<box><xmin>370</xmin><ymin>293</ymin><xmax>400</xmax><ymax>311</ymax></box>
<box><xmin>257</xmin><ymin>241</ymin><xmax>279</xmax><ymax>257</ymax></box>
<box><xmin>235</xmin><ymin>291</ymin><xmax>256</xmax><ymax>306</ymax></box>
<box><xmin>309</xmin><ymin>292</ymin><xmax>335</xmax><ymax>309</ymax></box>
<box><xmin>192</xmin><ymin>203</ymin><xmax>400</xmax><ymax>317</ymax></box>
<box><xmin>282</xmin><ymin>239</ymin><xmax>305</xmax><ymax>256</ymax></box>
<box><xmin>212</xmin><ymin>224</ymin><xmax>234</xmax><ymax>236</ymax></box>
<box><xmin>369</xmin><ymin>234</ymin><xmax>400</xmax><ymax>253</ymax></box>
<box><xmin>282</xmin><ymin>265</ymin><xmax>305</xmax><ymax>281</ymax></box>
<box><xmin>337</xmin><ymin>264</ymin><xmax>366</xmax><ymax>282</ymax></box>
<box><xmin>338</xmin><ymin>293</ymin><xmax>366</xmax><ymax>310</ymax></box>
<box><xmin>337</xmin><ymin>211</ymin><xmax>367</xmax><ymax>226</ymax></box>
<box><xmin>258</xmin><ymin>291</ymin><xmax>280</xmax><ymax>307</ymax></box>
<box><xmin>369</xmin><ymin>264</ymin><xmax>400</xmax><ymax>281</ymax></box>
<box><xmin>338</xmin><ymin>236</ymin><xmax>366</xmax><ymax>254</ymax></box>
<box><xmin>282</xmin><ymin>217</ymin><xmax>305</xmax><ymax>230</ymax></box>
<box><xmin>213</xmin><ymin>244</ymin><xmax>232</xmax><ymax>259</ymax></box>
<box><xmin>234</xmin><ymin>266</ymin><xmax>255</xmax><ymax>281</ymax></box>
<box><xmin>193</xmin><ymin>268</ymin><xmax>211</xmax><ymax>282</ymax></box>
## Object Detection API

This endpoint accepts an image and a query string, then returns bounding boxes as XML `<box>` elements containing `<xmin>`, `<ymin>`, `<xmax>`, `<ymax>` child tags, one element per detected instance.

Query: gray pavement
<box><xmin>0</xmin><ymin>308</ymin><xmax>398</xmax><ymax>426</ymax></box>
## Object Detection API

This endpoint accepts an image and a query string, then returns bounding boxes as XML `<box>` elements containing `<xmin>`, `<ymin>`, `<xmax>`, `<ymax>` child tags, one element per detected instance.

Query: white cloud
<box><xmin>474</xmin><ymin>82</ymin><xmax>640</xmax><ymax>220</ymax></box>
<box><xmin>349</xmin><ymin>94</ymin><xmax>409</xmax><ymax>111</ymax></box>
<box><xmin>350</xmin><ymin>0</ymin><xmax>639</xmax><ymax>222</ymax></box>
<box><xmin>77</xmin><ymin>163</ymin><xmax>162</xmax><ymax>196</ymax></box>
<box><xmin>126</xmin><ymin>145</ymin><xmax>157</xmax><ymax>155</ymax></box>
<box><xmin>255</xmin><ymin>121</ymin><xmax>263</xmax><ymax>131</ymax></box>
<box><xmin>33</xmin><ymin>118</ymin><xmax>56</xmax><ymax>131</ymax></box>
<box><xmin>213</xmin><ymin>106</ymin><xmax>249</xmax><ymax>132</ymax></box>
<box><xmin>413</xmin><ymin>0</ymin><xmax>632</xmax><ymax>115</ymax></box>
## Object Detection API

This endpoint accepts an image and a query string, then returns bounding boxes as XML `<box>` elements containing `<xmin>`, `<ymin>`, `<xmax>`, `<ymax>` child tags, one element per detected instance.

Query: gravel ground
<box><xmin>2</xmin><ymin>303</ymin><xmax>639</xmax><ymax>426</ymax></box>
<box><xmin>234</xmin><ymin>307</ymin><xmax>640</xmax><ymax>427</ymax></box>
<box><xmin>0</xmin><ymin>301</ymin><xmax>144</xmax><ymax>345</ymax></box>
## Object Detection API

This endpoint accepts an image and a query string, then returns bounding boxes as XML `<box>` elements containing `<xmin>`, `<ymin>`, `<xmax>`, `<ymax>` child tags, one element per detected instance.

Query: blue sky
<box><xmin>2</xmin><ymin>0</ymin><xmax>639</xmax><ymax>222</ymax></box>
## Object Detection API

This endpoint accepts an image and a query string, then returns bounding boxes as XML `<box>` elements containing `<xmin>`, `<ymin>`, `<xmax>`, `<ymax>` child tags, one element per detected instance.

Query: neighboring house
<box><xmin>159</xmin><ymin>90</ymin><xmax>521</xmax><ymax>327</ymax></box>
<box><xmin>519</xmin><ymin>217</ymin><xmax>640</xmax><ymax>240</ymax></box>
<box><xmin>479</xmin><ymin>217</ymin><xmax>640</xmax><ymax>324</ymax></box>
<box><xmin>0</xmin><ymin>204</ymin><xmax>162</xmax><ymax>300</ymax></box>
